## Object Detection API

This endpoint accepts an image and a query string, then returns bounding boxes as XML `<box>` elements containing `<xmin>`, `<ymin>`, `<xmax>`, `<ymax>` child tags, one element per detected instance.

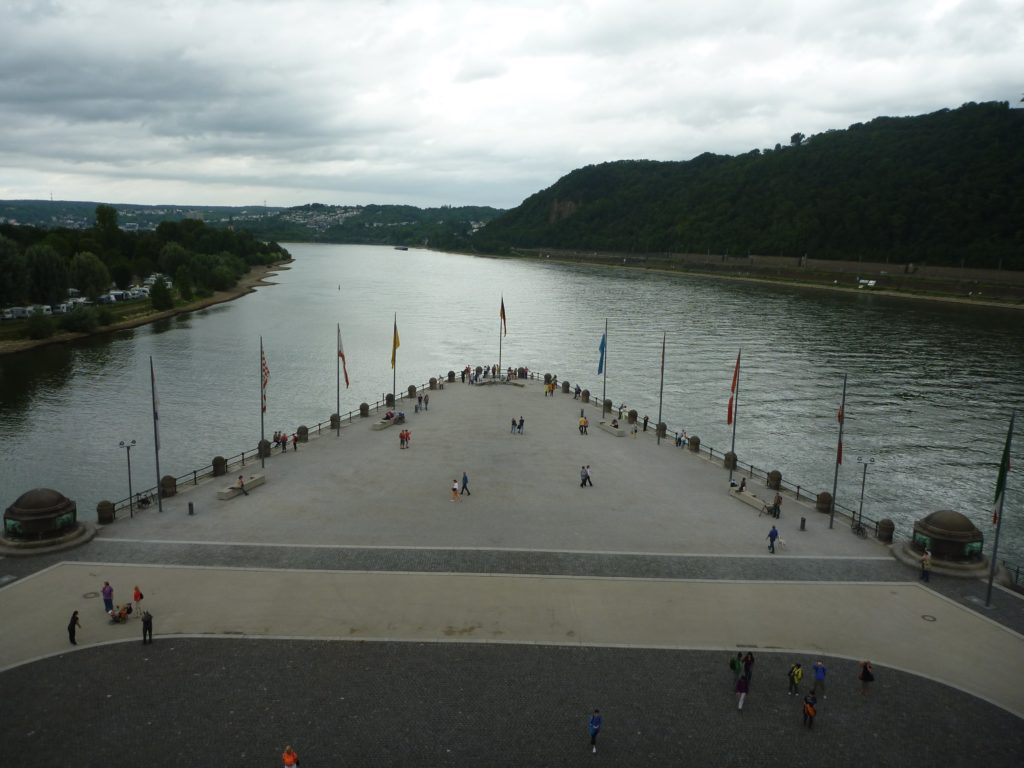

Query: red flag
<box><xmin>500</xmin><ymin>298</ymin><xmax>507</xmax><ymax>337</ymax></box>
<box><xmin>261</xmin><ymin>348</ymin><xmax>270</xmax><ymax>413</ymax></box>
<box><xmin>337</xmin><ymin>326</ymin><xmax>350</xmax><ymax>388</ymax></box>
<box><xmin>727</xmin><ymin>351</ymin><xmax>740</xmax><ymax>425</ymax></box>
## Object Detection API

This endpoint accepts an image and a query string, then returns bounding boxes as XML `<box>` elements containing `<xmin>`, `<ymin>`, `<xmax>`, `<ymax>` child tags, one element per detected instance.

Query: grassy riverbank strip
<box><xmin>0</xmin><ymin>259</ymin><xmax>291</xmax><ymax>357</ymax></box>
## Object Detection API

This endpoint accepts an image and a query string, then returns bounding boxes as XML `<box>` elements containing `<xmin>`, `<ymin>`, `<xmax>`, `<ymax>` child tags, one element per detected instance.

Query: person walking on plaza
<box><xmin>766</xmin><ymin>525</ymin><xmax>780</xmax><ymax>554</ymax></box>
<box><xmin>859</xmin><ymin>660</ymin><xmax>875</xmax><ymax>694</ymax></box>
<box><xmin>802</xmin><ymin>690</ymin><xmax>817</xmax><ymax>729</ymax></box>
<box><xmin>517</xmin><ymin>416</ymin><xmax>524</xmax><ymax>434</ymax></box>
<box><xmin>579</xmin><ymin>416</ymin><xmax>586</xmax><ymax>435</ymax></box>
<box><xmin>133</xmin><ymin>585</ymin><xmax>144</xmax><ymax>615</ymax></box>
<box><xmin>788</xmin><ymin>662</ymin><xmax>803</xmax><ymax>695</ymax></box>
<box><xmin>920</xmin><ymin>549</ymin><xmax>932</xmax><ymax>582</ymax></box>
<box><xmin>580</xmin><ymin>466</ymin><xmax>588</xmax><ymax>487</ymax></box>
<box><xmin>424</xmin><ymin>393</ymin><xmax>429</xmax><ymax>410</ymax></box>
<box><xmin>461</xmin><ymin>471</ymin><xmax>471</xmax><ymax>496</ymax></box>
<box><xmin>742</xmin><ymin>651</ymin><xmax>755</xmax><ymax>682</ymax></box>
<box><xmin>585</xmin><ymin>465</ymin><xmax>593</xmax><ymax>486</ymax></box>
<box><xmin>282</xmin><ymin>745</ymin><xmax>299</xmax><ymax>767</ymax></box>
<box><xmin>101</xmin><ymin>581</ymin><xmax>114</xmax><ymax>614</ymax></box>
<box><xmin>511</xmin><ymin>417</ymin><xmax>517</xmax><ymax>434</ymax></box>
<box><xmin>813</xmin><ymin>660</ymin><xmax>827</xmax><ymax>697</ymax></box>
<box><xmin>141</xmin><ymin>611</ymin><xmax>153</xmax><ymax>644</ymax></box>
<box><xmin>291</xmin><ymin>433</ymin><xmax>298</xmax><ymax>451</ymax></box>
<box><xmin>582</xmin><ymin>416</ymin><xmax>589</xmax><ymax>435</ymax></box>
<box><xmin>68</xmin><ymin>610</ymin><xmax>81</xmax><ymax>645</ymax></box>
<box><xmin>735</xmin><ymin>675</ymin><xmax>749</xmax><ymax>711</ymax></box>
<box><xmin>588</xmin><ymin>709</ymin><xmax>603</xmax><ymax>753</ymax></box>
<box><xmin>729</xmin><ymin>652</ymin><xmax>743</xmax><ymax>684</ymax></box>
<box><xmin>451</xmin><ymin>480</ymin><xmax>460</xmax><ymax>502</ymax></box>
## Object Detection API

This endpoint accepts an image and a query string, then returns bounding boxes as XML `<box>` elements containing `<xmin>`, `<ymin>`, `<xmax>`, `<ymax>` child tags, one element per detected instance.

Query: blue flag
<box><xmin>597</xmin><ymin>332</ymin><xmax>607</xmax><ymax>375</ymax></box>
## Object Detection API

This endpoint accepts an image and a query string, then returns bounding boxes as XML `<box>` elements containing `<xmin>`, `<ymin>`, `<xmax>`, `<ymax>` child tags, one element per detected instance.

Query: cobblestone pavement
<box><xmin>1</xmin><ymin>640</ymin><xmax>1020</xmax><ymax>768</ymax></box>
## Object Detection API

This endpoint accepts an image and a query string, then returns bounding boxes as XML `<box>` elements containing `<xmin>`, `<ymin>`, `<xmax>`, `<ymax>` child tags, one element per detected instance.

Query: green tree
<box><xmin>70</xmin><ymin>251</ymin><xmax>111</xmax><ymax>299</ymax></box>
<box><xmin>95</xmin><ymin>204</ymin><xmax>119</xmax><ymax>246</ymax></box>
<box><xmin>108</xmin><ymin>260</ymin><xmax>133</xmax><ymax>289</ymax></box>
<box><xmin>26</xmin><ymin>244</ymin><xmax>69</xmax><ymax>306</ymax></box>
<box><xmin>159</xmin><ymin>242</ymin><xmax>190</xmax><ymax>276</ymax></box>
<box><xmin>149</xmin><ymin>278</ymin><xmax>174</xmax><ymax>310</ymax></box>
<box><xmin>0</xmin><ymin>234</ymin><xmax>29</xmax><ymax>306</ymax></box>
<box><xmin>175</xmin><ymin>265</ymin><xmax>194</xmax><ymax>300</ymax></box>
<box><xmin>25</xmin><ymin>309</ymin><xmax>57</xmax><ymax>339</ymax></box>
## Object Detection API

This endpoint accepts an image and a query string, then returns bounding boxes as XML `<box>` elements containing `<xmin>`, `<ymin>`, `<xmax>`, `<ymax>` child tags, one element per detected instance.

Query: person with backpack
<box><xmin>802</xmin><ymin>690</ymin><xmax>818</xmax><ymax>729</ymax></box>
<box><xmin>588</xmin><ymin>709</ymin><xmax>603</xmax><ymax>753</ymax></box>
<box><xmin>788</xmin><ymin>662</ymin><xmax>803</xmax><ymax>695</ymax></box>
<box><xmin>729</xmin><ymin>652</ymin><xmax>743</xmax><ymax>684</ymax></box>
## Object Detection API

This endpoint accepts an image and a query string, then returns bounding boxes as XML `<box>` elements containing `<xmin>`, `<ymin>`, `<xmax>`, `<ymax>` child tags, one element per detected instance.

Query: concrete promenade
<box><xmin>1</xmin><ymin>375</ymin><xmax>1022</xmax><ymax>766</ymax></box>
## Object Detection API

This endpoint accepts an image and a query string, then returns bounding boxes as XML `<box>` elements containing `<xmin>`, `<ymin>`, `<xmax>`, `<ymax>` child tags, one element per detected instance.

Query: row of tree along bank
<box><xmin>0</xmin><ymin>205</ymin><xmax>289</xmax><ymax>341</ymax></box>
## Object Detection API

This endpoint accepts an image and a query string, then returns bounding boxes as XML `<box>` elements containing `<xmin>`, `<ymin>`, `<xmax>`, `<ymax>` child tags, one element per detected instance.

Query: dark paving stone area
<box><xmin>3</xmin><ymin>539</ymin><xmax>1024</xmax><ymax>634</ymax></box>
<box><xmin>1</xmin><ymin>640</ymin><xmax>1020</xmax><ymax>768</ymax></box>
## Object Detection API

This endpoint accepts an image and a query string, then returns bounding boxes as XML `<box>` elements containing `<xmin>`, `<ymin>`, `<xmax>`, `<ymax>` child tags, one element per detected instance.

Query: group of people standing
<box><xmin>510</xmin><ymin>416</ymin><xmax>525</xmax><ymax>434</ymax></box>
<box><xmin>272</xmin><ymin>431</ymin><xmax>297</xmax><ymax>451</ymax></box>
<box><xmin>399</xmin><ymin>429</ymin><xmax>412</xmax><ymax>448</ymax></box>
<box><xmin>69</xmin><ymin>580</ymin><xmax>153</xmax><ymax>646</ymax></box>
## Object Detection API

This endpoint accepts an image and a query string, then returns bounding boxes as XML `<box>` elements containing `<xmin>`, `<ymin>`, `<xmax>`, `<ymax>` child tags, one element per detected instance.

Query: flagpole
<box><xmin>337</xmin><ymin>321</ymin><xmax>342</xmax><ymax>436</ymax></box>
<box><xmin>728</xmin><ymin>350</ymin><xmax>741</xmax><ymax>483</ymax></box>
<box><xmin>150</xmin><ymin>356</ymin><xmax>162</xmax><ymax>513</ymax></box>
<box><xmin>656</xmin><ymin>332</ymin><xmax>666</xmax><ymax>446</ymax></box>
<box><xmin>260</xmin><ymin>336</ymin><xmax>266</xmax><ymax>469</ymax></box>
<box><xmin>829</xmin><ymin>372</ymin><xmax>848</xmax><ymax>530</ymax></box>
<box><xmin>986</xmin><ymin>409</ymin><xmax>1016</xmax><ymax>607</ymax></box>
<box><xmin>602</xmin><ymin>318</ymin><xmax>608</xmax><ymax>412</ymax></box>
<box><xmin>392</xmin><ymin>313</ymin><xmax>397</xmax><ymax>409</ymax></box>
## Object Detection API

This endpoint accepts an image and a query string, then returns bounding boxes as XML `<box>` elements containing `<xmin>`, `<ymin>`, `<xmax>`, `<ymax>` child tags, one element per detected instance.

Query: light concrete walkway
<box><xmin>6</xmin><ymin>561</ymin><xmax>1024</xmax><ymax>716</ymax></box>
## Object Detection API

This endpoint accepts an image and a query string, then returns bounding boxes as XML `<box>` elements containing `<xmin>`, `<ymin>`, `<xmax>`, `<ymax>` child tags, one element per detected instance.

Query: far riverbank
<box><xmin>0</xmin><ymin>259</ymin><xmax>292</xmax><ymax>357</ymax></box>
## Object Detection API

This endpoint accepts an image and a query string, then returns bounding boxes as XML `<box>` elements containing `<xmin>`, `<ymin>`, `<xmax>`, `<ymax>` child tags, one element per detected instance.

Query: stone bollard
<box><xmin>212</xmin><ymin>456</ymin><xmax>227</xmax><ymax>476</ymax></box>
<box><xmin>816</xmin><ymin>491</ymin><xmax>833</xmax><ymax>513</ymax></box>
<box><xmin>517</xmin><ymin>367</ymin><xmax>528</xmax><ymax>379</ymax></box>
<box><xmin>544</xmin><ymin>373</ymin><xmax>552</xmax><ymax>384</ymax></box>
<box><xmin>447</xmin><ymin>370</ymin><xmax>456</xmax><ymax>383</ymax></box>
<box><xmin>359</xmin><ymin>403</ymin><xmax>370</xmax><ymax>418</ymax></box>
<box><xmin>656</xmin><ymin>422</ymin><xmax>667</xmax><ymax>438</ymax></box>
<box><xmin>877</xmin><ymin>518</ymin><xmax>895</xmax><ymax>543</ymax></box>
<box><xmin>386</xmin><ymin>393</ymin><xmax>395</xmax><ymax>408</ymax></box>
<box><xmin>561</xmin><ymin>380</ymin><xmax>570</xmax><ymax>394</ymax></box>
<box><xmin>330</xmin><ymin>413</ymin><xmax>340</xmax><ymax>430</ymax></box>
<box><xmin>603</xmin><ymin>398</ymin><xmax>613</xmax><ymax>416</ymax></box>
<box><xmin>767</xmin><ymin>470</ymin><xmax>782</xmax><ymax>490</ymax></box>
<box><xmin>160</xmin><ymin>475</ymin><xmax>177</xmax><ymax>498</ymax></box>
<box><xmin>429</xmin><ymin>377</ymin><xmax>438</xmax><ymax>390</ymax></box>
<box><xmin>800</xmin><ymin>517</ymin><xmax>806</xmax><ymax>531</ymax></box>
<box><xmin>628</xmin><ymin>409</ymin><xmax>638</xmax><ymax>424</ymax></box>
<box><xmin>476</xmin><ymin>366</ymin><xmax>484</xmax><ymax>378</ymax></box>
<box><xmin>188</xmin><ymin>501</ymin><xmax>195</xmax><ymax>516</ymax></box>
<box><xmin>407</xmin><ymin>385</ymin><xmax>417</xmax><ymax>399</ymax></box>
<box><xmin>97</xmin><ymin>500</ymin><xmax>115</xmax><ymax>525</ymax></box>
<box><xmin>687</xmin><ymin>435</ymin><xmax>701</xmax><ymax>452</ymax></box>
<box><xmin>297</xmin><ymin>425</ymin><xmax>309</xmax><ymax>443</ymax></box>
<box><xmin>258</xmin><ymin>439</ymin><xmax>271</xmax><ymax>458</ymax></box>
<box><xmin>723</xmin><ymin>451</ymin><xmax>737</xmax><ymax>470</ymax></box>
<box><xmin>581</xmin><ymin>389</ymin><xmax>590</xmax><ymax>403</ymax></box>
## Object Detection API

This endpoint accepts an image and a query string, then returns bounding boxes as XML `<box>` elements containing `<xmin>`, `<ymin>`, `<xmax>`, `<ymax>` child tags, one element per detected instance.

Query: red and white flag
<box><xmin>727</xmin><ymin>350</ymin><xmax>741</xmax><ymax>425</ymax></box>
<box><xmin>500</xmin><ymin>297</ymin><xmax>507</xmax><ymax>337</ymax></box>
<box><xmin>261</xmin><ymin>348</ymin><xmax>270</xmax><ymax>413</ymax></box>
<box><xmin>337</xmin><ymin>325</ymin><xmax>350</xmax><ymax>388</ymax></box>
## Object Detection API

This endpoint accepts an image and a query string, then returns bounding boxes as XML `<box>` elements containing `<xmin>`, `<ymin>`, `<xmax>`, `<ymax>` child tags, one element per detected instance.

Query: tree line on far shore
<box><xmin>0</xmin><ymin>206</ymin><xmax>288</xmax><ymax>338</ymax></box>
<box><xmin>473</xmin><ymin>101</ymin><xmax>1024</xmax><ymax>269</ymax></box>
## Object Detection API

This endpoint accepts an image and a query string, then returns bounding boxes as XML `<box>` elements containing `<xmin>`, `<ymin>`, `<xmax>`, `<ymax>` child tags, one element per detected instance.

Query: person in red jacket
<box><xmin>282</xmin><ymin>745</ymin><xmax>299</xmax><ymax>766</ymax></box>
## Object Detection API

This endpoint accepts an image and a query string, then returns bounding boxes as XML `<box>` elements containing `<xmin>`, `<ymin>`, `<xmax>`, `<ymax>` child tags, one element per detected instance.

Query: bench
<box><xmin>217</xmin><ymin>472</ymin><xmax>266</xmax><ymax>500</ymax></box>
<box><xmin>730</xmin><ymin>488</ymin><xmax>771</xmax><ymax>513</ymax></box>
<box><xmin>597</xmin><ymin>421</ymin><xmax>626</xmax><ymax>437</ymax></box>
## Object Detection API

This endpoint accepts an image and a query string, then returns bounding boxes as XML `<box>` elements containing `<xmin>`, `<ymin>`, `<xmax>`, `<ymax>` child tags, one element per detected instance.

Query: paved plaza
<box><xmin>1</xmin><ymin>375</ymin><xmax>1022</xmax><ymax>766</ymax></box>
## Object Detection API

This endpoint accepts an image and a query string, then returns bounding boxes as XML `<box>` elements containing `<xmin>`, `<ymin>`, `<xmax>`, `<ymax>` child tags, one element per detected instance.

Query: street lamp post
<box><xmin>856</xmin><ymin>456</ymin><xmax>875</xmax><ymax>528</ymax></box>
<box><xmin>120</xmin><ymin>439</ymin><xmax>136</xmax><ymax>518</ymax></box>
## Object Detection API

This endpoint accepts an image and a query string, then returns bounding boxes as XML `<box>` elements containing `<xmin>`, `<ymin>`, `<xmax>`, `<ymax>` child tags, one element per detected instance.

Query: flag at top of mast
<box><xmin>260</xmin><ymin>346</ymin><xmax>270</xmax><ymax>413</ymax></box>
<box><xmin>727</xmin><ymin>350</ymin><xmax>740</xmax><ymax>425</ymax></box>
<box><xmin>337</xmin><ymin>325</ymin><xmax>350</xmax><ymax>388</ymax></box>
<box><xmin>500</xmin><ymin>297</ymin><xmax>507</xmax><ymax>337</ymax></box>
<box><xmin>391</xmin><ymin>316</ymin><xmax>400</xmax><ymax>369</ymax></box>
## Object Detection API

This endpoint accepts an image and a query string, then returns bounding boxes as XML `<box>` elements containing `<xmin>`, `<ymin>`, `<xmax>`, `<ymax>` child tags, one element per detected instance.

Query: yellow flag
<box><xmin>391</xmin><ymin>317</ymin><xmax>400</xmax><ymax>369</ymax></box>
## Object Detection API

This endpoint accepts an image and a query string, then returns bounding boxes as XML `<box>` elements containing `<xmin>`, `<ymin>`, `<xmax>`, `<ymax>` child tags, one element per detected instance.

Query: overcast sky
<box><xmin>1</xmin><ymin>0</ymin><xmax>1020</xmax><ymax>210</ymax></box>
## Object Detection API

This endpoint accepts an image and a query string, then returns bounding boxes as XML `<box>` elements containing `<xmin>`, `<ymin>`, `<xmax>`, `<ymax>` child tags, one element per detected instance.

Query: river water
<box><xmin>1</xmin><ymin>244</ymin><xmax>1022</xmax><ymax>563</ymax></box>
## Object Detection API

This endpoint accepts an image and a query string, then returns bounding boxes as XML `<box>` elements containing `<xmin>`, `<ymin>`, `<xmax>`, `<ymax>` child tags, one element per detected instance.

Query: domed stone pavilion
<box><xmin>3</xmin><ymin>488</ymin><xmax>78</xmax><ymax>541</ymax></box>
<box><xmin>911</xmin><ymin>509</ymin><xmax>984</xmax><ymax>563</ymax></box>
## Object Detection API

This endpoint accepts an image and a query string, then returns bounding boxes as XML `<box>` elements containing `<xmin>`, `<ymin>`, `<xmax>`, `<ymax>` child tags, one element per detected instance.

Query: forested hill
<box><xmin>475</xmin><ymin>101</ymin><xmax>1024</xmax><ymax>269</ymax></box>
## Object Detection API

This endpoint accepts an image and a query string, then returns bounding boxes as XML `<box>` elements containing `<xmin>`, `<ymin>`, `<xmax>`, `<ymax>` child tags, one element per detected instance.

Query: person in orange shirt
<box><xmin>282</xmin><ymin>745</ymin><xmax>299</xmax><ymax>766</ymax></box>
